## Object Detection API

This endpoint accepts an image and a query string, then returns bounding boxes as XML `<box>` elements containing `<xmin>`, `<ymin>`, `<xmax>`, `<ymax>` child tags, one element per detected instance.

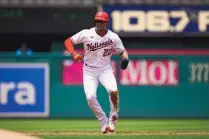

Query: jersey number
<box><xmin>103</xmin><ymin>49</ymin><xmax>112</xmax><ymax>57</ymax></box>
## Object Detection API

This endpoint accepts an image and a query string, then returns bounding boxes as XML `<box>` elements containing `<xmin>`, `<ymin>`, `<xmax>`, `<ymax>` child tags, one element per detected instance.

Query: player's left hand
<box><xmin>71</xmin><ymin>52</ymin><xmax>83</xmax><ymax>62</ymax></box>
<box><xmin>121</xmin><ymin>58</ymin><xmax>129</xmax><ymax>70</ymax></box>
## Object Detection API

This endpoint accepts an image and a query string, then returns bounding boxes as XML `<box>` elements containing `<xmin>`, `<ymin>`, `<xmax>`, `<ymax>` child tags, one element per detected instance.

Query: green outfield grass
<box><xmin>0</xmin><ymin>119</ymin><xmax>208</xmax><ymax>139</ymax></box>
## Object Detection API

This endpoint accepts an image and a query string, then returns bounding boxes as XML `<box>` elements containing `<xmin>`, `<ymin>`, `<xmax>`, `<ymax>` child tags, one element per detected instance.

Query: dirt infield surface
<box><xmin>25</xmin><ymin>131</ymin><xmax>209</xmax><ymax>136</ymax></box>
<box><xmin>0</xmin><ymin>129</ymin><xmax>41</xmax><ymax>139</ymax></box>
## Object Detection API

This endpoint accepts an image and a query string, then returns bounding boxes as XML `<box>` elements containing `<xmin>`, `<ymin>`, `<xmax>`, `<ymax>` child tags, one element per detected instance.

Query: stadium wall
<box><xmin>0</xmin><ymin>50</ymin><xmax>208</xmax><ymax>118</ymax></box>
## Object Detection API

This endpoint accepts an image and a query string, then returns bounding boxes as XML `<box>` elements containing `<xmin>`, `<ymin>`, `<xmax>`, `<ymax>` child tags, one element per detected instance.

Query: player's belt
<box><xmin>85</xmin><ymin>63</ymin><xmax>99</xmax><ymax>68</ymax></box>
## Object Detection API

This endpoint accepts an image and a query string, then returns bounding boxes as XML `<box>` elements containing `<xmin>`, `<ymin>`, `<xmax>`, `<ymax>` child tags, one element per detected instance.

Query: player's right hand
<box><xmin>71</xmin><ymin>52</ymin><xmax>83</xmax><ymax>62</ymax></box>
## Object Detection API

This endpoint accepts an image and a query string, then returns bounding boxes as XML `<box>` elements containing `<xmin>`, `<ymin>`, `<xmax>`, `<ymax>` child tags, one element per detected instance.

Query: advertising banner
<box><xmin>62</xmin><ymin>60</ymin><xmax>117</xmax><ymax>85</ymax></box>
<box><xmin>103</xmin><ymin>5</ymin><xmax>209</xmax><ymax>37</ymax></box>
<box><xmin>120</xmin><ymin>60</ymin><xmax>178</xmax><ymax>85</ymax></box>
<box><xmin>62</xmin><ymin>60</ymin><xmax>83</xmax><ymax>85</ymax></box>
<box><xmin>0</xmin><ymin>63</ymin><xmax>49</xmax><ymax>117</ymax></box>
<box><xmin>188</xmin><ymin>62</ymin><xmax>209</xmax><ymax>84</ymax></box>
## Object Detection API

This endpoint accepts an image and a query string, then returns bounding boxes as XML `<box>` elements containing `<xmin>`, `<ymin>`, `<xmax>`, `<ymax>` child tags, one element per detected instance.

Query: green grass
<box><xmin>0</xmin><ymin>119</ymin><xmax>208</xmax><ymax>139</ymax></box>
<box><xmin>40</xmin><ymin>135</ymin><xmax>209</xmax><ymax>139</ymax></box>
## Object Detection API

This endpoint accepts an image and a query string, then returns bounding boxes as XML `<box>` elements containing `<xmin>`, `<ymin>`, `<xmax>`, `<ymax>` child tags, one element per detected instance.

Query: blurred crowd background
<box><xmin>0</xmin><ymin>0</ymin><xmax>208</xmax><ymax>54</ymax></box>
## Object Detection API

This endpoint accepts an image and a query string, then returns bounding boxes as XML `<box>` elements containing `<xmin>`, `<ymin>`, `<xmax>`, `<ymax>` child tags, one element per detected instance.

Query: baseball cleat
<box><xmin>101</xmin><ymin>126</ymin><xmax>108</xmax><ymax>134</ymax></box>
<box><xmin>107</xmin><ymin>122</ymin><xmax>115</xmax><ymax>132</ymax></box>
<box><xmin>107</xmin><ymin>115</ymin><xmax>118</xmax><ymax>132</ymax></box>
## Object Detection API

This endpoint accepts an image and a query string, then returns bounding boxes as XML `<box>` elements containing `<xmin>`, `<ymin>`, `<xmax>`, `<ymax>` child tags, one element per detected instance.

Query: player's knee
<box><xmin>105</xmin><ymin>83</ymin><xmax>117</xmax><ymax>93</ymax></box>
<box><xmin>86</xmin><ymin>94</ymin><xmax>96</xmax><ymax>101</ymax></box>
<box><xmin>107</xmin><ymin>86</ymin><xmax>117</xmax><ymax>92</ymax></box>
<box><xmin>86</xmin><ymin>95</ymin><xmax>97</xmax><ymax>107</ymax></box>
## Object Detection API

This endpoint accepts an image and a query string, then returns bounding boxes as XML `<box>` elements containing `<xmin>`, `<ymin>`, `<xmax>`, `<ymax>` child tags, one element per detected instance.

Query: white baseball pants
<box><xmin>83</xmin><ymin>63</ymin><xmax>118</xmax><ymax>128</ymax></box>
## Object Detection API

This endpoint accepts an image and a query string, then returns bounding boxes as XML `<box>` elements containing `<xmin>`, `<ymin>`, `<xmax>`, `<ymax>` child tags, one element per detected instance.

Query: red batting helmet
<box><xmin>94</xmin><ymin>12</ymin><xmax>109</xmax><ymax>22</ymax></box>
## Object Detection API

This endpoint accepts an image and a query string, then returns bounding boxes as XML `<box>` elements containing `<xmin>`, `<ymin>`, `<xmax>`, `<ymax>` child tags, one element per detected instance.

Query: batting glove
<box><xmin>71</xmin><ymin>52</ymin><xmax>83</xmax><ymax>62</ymax></box>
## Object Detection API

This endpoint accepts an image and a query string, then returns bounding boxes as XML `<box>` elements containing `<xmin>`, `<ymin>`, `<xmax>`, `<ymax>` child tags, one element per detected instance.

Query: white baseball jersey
<box><xmin>70</xmin><ymin>27</ymin><xmax>125</xmax><ymax>68</ymax></box>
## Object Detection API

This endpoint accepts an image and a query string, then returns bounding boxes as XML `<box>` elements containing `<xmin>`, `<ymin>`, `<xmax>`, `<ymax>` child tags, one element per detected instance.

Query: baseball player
<box><xmin>64</xmin><ymin>11</ymin><xmax>129</xmax><ymax>134</ymax></box>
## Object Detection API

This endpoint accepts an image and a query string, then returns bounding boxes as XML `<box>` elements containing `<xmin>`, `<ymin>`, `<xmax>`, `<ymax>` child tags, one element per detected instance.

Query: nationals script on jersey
<box><xmin>70</xmin><ymin>27</ymin><xmax>125</xmax><ymax>68</ymax></box>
